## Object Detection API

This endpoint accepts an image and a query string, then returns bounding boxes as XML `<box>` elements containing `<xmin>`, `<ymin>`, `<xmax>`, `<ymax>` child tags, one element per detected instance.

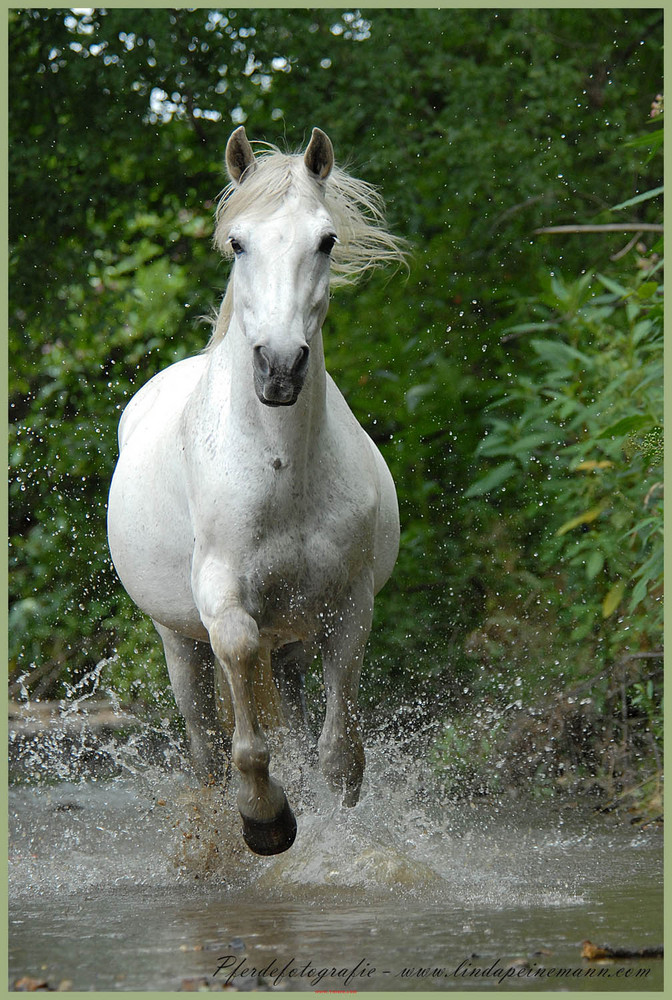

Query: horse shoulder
<box><xmin>118</xmin><ymin>355</ymin><xmax>207</xmax><ymax>450</ymax></box>
<box><xmin>109</xmin><ymin>355</ymin><xmax>210</xmax><ymax>633</ymax></box>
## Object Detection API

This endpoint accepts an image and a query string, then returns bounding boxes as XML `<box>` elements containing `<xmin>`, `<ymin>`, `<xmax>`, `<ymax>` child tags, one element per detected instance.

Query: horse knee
<box><xmin>209</xmin><ymin>607</ymin><xmax>259</xmax><ymax>667</ymax></box>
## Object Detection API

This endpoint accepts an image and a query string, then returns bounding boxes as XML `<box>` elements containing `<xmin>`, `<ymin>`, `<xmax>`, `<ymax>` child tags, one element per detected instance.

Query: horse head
<box><xmin>223</xmin><ymin>127</ymin><xmax>337</xmax><ymax>407</ymax></box>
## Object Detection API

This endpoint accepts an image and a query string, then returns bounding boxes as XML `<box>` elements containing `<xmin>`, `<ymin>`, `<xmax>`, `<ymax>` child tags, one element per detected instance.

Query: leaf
<box><xmin>556</xmin><ymin>503</ymin><xmax>608</xmax><ymax>536</ymax></box>
<box><xmin>500</xmin><ymin>321</ymin><xmax>558</xmax><ymax>339</ymax></box>
<box><xmin>610</xmin><ymin>186</ymin><xmax>664</xmax><ymax>212</ymax></box>
<box><xmin>479</xmin><ymin>431</ymin><xmax>552</xmax><ymax>458</ymax></box>
<box><xmin>586</xmin><ymin>550</ymin><xmax>605</xmax><ymax>580</ymax></box>
<box><xmin>632</xmin><ymin>319</ymin><xmax>653</xmax><ymax>345</ymax></box>
<box><xmin>596</xmin><ymin>414</ymin><xmax>653</xmax><ymax>439</ymax></box>
<box><xmin>636</xmin><ymin>281</ymin><xmax>660</xmax><ymax>299</ymax></box>
<box><xmin>464</xmin><ymin>461</ymin><xmax>516</xmax><ymax>498</ymax></box>
<box><xmin>574</xmin><ymin>460</ymin><xmax>614</xmax><ymax>471</ymax></box>
<box><xmin>532</xmin><ymin>337</ymin><xmax>591</xmax><ymax>364</ymax></box>
<box><xmin>405</xmin><ymin>382</ymin><xmax>434</xmax><ymax>413</ymax></box>
<box><xmin>602</xmin><ymin>580</ymin><xmax>626</xmax><ymax>618</ymax></box>
<box><xmin>596</xmin><ymin>273</ymin><xmax>630</xmax><ymax>297</ymax></box>
<box><xmin>629</xmin><ymin>575</ymin><xmax>650</xmax><ymax>611</ymax></box>
<box><xmin>626</xmin><ymin>128</ymin><xmax>664</xmax><ymax>154</ymax></box>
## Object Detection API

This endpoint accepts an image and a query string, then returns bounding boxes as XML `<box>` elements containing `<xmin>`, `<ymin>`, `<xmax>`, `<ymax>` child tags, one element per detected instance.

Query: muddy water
<box><xmin>8</xmin><ymin>731</ymin><xmax>663</xmax><ymax>992</ymax></box>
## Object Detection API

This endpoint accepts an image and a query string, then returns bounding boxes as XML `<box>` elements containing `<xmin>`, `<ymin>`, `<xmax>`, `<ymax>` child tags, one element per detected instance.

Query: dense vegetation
<box><xmin>9</xmin><ymin>8</ymin><xmax>663</xmax><ymax>812</ymax></box>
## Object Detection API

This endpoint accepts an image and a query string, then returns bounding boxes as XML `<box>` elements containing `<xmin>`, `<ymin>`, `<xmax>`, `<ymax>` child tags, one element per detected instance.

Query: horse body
<box><xmin>107</xmin><ymin>127</ymin><xmax>404</xmax><ymax>855</ymax></box>
<box><xmin>110</xmin><ymin>341</ymin><xmax>394</xmax><ymax>643</ymax></box>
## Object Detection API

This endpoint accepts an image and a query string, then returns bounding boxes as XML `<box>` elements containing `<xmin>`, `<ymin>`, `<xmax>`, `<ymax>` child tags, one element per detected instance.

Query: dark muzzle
<box><xmin>252</xmin><ymin>344</ymin><xmax>310</xmax><ymax>407</ymax></box>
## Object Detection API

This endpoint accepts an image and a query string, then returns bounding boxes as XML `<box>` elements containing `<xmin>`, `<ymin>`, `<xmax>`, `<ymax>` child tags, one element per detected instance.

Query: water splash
<box><xmin>9</xmin><ymin>691</ymin><xmax>663</xmax><ymax>993</ymax></box>
<box><xmin>7</xmin><ymin>685</ymin><xmax>659</xmax><ymax>912</ymax></box>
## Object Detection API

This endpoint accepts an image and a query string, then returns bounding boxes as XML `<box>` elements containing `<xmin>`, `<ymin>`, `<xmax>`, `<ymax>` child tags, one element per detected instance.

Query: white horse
<box><xmin>107</xmin><ymin>127</ymin><xmax>406</xmax><ymax>855</ymax></box>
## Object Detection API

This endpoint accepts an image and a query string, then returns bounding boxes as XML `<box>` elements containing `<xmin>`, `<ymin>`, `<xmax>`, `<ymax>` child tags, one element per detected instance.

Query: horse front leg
<box><xmin>204</xmin><ymin>601</ymin><xmax>297</xmax><ymax>856</ymax></box>
<box><xmin>318</xmin><ymin>573</ymin><xmax>374</xmax><ymax>807</ymax></box>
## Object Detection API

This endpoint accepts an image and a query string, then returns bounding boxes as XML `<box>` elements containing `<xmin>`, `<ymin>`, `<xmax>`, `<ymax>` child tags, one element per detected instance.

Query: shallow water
<box><xmin>8</xmin><ymin>729</ymin><xmax>663</xmax><ymax>992</ymax></box>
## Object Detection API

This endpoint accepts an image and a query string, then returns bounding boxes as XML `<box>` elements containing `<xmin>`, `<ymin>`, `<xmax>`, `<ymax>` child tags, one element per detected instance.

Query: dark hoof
<box><xmin>241</xmin><ymin>796</ymin><xmax>297</xmax><ymax>856</ymax></box>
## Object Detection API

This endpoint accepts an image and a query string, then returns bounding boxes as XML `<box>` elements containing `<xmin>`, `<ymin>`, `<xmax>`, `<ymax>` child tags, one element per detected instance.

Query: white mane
<box><xmin>206</xmin><ymin>145</ymin><xmax>407</xmax><ymax>350</ymax></box>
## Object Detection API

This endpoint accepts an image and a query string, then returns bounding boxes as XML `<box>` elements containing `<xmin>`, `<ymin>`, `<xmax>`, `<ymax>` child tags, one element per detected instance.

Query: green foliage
<box><xmin>9</xmin><ymin>8</ymin><xmax>664</xmax><ymax>802</ymax></box>
<box><xmin>629</xmin><ymin>678</ymin><xmax>663</xmax><ymax>745</ymax></box>
<box><xmin>8</xmin><ymin>198</ymin><xmax>207</xmax><ymax>699</ymax></box>
<box><xmin>451</xmin><ymin>219</ymin><xmax>663</xmax><ymax>801</ymax></box>
<box><xmin>471</xmin><ymin>262</ymin><xmax>663</xmax><ymax>640</ymax></box>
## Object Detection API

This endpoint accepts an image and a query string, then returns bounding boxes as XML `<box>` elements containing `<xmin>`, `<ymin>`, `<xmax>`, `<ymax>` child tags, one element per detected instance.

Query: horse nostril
<box><xmin>254</xmin><ymin>344</ymin><xmax>309</xmax><ymax>382</ymax></box>
<box><xmin>253</xmin><ymin>345</ymin><xmax>271</xmax><ymax>377</ymax></box>
<box><xmin>292</xmin><ymin>345</ymin><xmax>310</xmax><ymax>375</ymax></box>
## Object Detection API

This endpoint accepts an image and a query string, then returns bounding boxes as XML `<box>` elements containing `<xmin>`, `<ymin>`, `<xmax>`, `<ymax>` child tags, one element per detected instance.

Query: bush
<box><xmin>438</xmin><ymin>222</ymin><xmax>663</xmax><ymax>805</ymax></box>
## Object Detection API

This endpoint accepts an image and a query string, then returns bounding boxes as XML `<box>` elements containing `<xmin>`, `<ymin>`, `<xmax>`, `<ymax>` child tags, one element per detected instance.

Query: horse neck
<box><xmin>211</xmin><ymin>319</ymin><xmax>328</xmax><ymax>461</ymax></box>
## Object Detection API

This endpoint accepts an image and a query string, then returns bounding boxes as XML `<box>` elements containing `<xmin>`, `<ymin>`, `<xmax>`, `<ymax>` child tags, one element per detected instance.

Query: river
<box><xmin>8</xmin><ymin>715</ymin><xmax>663</xmax><ymax>992</ymax></box>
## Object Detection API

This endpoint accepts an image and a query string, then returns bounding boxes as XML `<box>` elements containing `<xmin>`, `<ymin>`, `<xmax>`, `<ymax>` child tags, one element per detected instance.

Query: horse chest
<box><xmin>247</xmin><ymin>485</ymin><xmax>368</xmax><ymax>579</ymax></box>
<box><xmin>185</xmin><ymin>393</ymin><xmax>380</xmax><ymax>636</ymax></box>
<box><xmin>233</xmin><ymin>470</ymin><xmax>374</xmax><ymax>627</ymax></box>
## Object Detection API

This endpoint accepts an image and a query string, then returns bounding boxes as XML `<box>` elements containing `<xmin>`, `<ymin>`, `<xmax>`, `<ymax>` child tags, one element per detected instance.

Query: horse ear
<box><xmin>226</xmin><ymin>126</ymin><xmax>257</xmax><ymax>184</ymax></box>
<box><xmin>304</xmin><ymin>128</ymin><xmax>334</xmax><ymax>181</ymax></box>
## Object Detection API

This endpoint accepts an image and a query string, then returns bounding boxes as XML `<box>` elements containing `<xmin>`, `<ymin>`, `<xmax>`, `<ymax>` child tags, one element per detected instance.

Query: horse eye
<box><xmin>319</xmin><ymin>234</ymin><xmax>337</xmax><ymax>256</ymax></box>
<box><xmin>229</xmin><ymin>237</ymin><xmax>244</xmax><ymax>256</ymax></box>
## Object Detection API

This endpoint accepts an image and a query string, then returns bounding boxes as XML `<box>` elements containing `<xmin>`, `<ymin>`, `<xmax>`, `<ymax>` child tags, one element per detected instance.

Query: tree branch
<box><xmin>534</xmin><ymin>223</ymin><xmax>663</xmax><ymax>235</ymax></box>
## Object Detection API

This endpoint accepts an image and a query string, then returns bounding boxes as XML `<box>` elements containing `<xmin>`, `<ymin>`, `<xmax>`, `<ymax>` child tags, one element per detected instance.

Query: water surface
<box><xmin>9</xmin><ymin>729</ymin><xmax>663</xmax><ymax>991</ymax></box>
